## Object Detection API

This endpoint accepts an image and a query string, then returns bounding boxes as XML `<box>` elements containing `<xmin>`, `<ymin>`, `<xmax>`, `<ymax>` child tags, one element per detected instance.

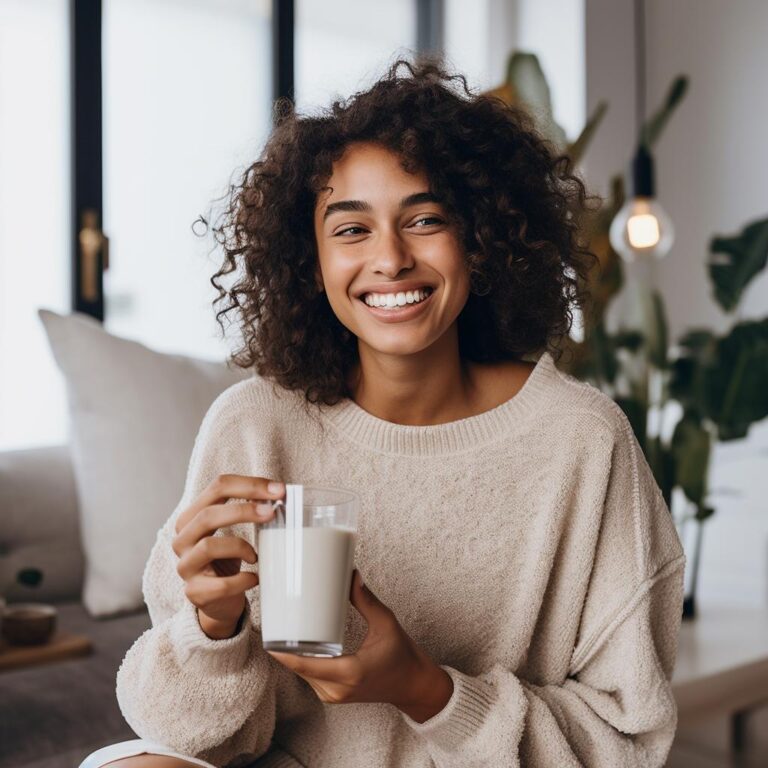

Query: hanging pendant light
<box><xmin>609</xmin><ymin>144</ymin><xmax>675</xmax><ymax>262</ymax></box>
<box><xmin>609</xmin><ymin>0</ymin><xmax>675</xmax><ymax>263</ymax></box>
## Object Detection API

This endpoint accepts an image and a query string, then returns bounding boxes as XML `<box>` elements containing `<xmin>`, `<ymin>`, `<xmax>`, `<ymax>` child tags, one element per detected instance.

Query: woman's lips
<box><xmin>357</xmin><ymin>289</ymin><xmax>435</xmax><ymax>323</ymax></box>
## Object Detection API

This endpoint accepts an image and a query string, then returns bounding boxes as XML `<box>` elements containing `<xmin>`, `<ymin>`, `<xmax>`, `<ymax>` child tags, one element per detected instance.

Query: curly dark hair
<box><xmin>206</xmin><ymin>54</ymin><xmax>599</xmax><ymax>408</ymax></box>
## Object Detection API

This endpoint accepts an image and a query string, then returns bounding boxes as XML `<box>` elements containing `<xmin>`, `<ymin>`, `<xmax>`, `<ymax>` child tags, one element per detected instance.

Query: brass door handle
<box><xmin>78</xmin><ymin>208</ymin><xmax>109</xmax><ymax>302</ymax></box>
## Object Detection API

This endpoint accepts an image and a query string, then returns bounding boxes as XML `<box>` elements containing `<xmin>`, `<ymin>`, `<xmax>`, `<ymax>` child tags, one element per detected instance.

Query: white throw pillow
<box><xmin>38</xmin><ymin>308</ymin><xmax>251</xmax><ymax>617</ymax></box>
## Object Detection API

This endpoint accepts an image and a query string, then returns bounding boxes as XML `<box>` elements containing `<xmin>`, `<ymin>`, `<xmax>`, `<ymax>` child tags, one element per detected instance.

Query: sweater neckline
<box><xmin>316</xmin><ymin>350</ymin><xmax>561</xmax><ymax>455</ymax></box>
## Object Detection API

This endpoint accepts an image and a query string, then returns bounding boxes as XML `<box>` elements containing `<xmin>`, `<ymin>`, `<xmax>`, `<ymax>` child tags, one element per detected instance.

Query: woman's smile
<box><xmin>357</xmin><ymin>286</ymin><xmax>436</xmax><ymax>323</ymax></box>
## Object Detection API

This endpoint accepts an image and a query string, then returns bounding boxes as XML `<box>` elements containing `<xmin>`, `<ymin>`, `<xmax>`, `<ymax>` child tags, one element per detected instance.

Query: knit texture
<box><xmin>115</xmin><ymin>350</ymin><xmax>686</xmax><ymax>767</ymax></box>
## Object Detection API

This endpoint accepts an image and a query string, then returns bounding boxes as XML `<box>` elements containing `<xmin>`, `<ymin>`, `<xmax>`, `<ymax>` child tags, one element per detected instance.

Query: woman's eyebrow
<box><xmin>322</xmin><ymin>191</ymin><xmax>441</xmax><ymax>222</ymax></box>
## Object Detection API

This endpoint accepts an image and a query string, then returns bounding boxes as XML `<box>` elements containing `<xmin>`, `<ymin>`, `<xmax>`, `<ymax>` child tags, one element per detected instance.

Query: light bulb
<box><xmin>609</xmin><ymin>196</ymin><xmax>675</xmax><ymax>263</ymax></box>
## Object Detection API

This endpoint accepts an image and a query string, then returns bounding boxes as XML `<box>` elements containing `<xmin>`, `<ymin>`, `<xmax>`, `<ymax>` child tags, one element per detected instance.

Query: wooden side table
<box><xmin>0</xmin><ymin>631</ymin><xmax>93</xmax><ymax>672</ymax></box>
<box><xmin>672</xmin><ymin>603</ymin><xmax>768</xmax><ymax>753</ymax></box>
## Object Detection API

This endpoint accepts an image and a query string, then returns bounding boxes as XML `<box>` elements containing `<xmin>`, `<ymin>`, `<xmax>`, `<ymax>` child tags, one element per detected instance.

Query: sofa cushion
<box><xmin>0</xmin><ymin>602</ymin><xmax>151</xmax><ymax>768</ymax></box>
<box><xmin>0</xmin><ymin>445</ymin><xmax>83</xmax><ymax>603</ymax></box>
<box><xmin>38</xmin><ymin>309</ymin><xmax>250</xmax><ymax>617</ymax></box>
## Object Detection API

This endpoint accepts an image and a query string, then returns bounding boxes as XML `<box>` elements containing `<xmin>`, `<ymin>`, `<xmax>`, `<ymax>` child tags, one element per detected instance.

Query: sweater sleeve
<box><xmin>115</xmin><ymin>380</ymin><xmax>287</xmax><ymax>764</ymax></box>
<box><xmin>400</xmin><ymin>405</ymin><xmax>687</xmax><ymax>768</ymax></box>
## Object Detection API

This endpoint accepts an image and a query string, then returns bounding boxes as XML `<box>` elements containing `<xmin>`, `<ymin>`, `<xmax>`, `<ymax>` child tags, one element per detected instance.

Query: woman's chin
<box><xmin>357</xmin><ymin>334</ymin><xmax>432</xmax><ymax>358</ymax></box>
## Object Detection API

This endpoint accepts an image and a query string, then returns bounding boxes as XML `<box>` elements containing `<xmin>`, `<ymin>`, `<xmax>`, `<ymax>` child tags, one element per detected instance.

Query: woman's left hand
<box><xmin>266</xmin><ymin>569</ymin><xmax>453</xmax><ymax>720</ymax></box>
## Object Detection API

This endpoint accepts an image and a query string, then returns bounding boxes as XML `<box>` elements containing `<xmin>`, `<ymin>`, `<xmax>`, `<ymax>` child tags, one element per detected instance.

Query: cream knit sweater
<box><xmin>116</xmin><ymin>350</ymin><xmax>686</xmax><ymax>768</ymax></box>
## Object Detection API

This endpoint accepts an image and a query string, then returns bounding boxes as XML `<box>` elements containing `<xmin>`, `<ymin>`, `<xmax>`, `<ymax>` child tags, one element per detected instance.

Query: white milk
<box><xmin>257</xmin><ymin>526</ymin><xmax>356</xmax><ymax>650</ymax></box>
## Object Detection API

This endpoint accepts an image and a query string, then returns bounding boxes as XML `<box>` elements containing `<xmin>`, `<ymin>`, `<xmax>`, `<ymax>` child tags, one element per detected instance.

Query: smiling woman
<box><xmin>311</xmin><ymin>139</ymin><xmax>485</xmax><ymax>423</ymax></box>
<box><xmin>206</xmin><ymin>55</ymin><xmax>599</xmax><ymax>416</ymax></box>
<box><xmin>95</xmin><ymin>54</ymin><xmax>686</xmax><ymax>768</ymax></box>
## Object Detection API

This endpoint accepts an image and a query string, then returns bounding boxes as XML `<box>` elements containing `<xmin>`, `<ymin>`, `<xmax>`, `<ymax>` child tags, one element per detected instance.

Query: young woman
<box><xmin>82</xmin><ymin>58</ymin><xmax>685</xmax><ymax>768</ymax></box>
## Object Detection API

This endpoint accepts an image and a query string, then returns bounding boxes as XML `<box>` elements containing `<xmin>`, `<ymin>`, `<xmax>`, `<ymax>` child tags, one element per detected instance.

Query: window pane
<box><xmin>103</xmin><ymin>0</ymin><xmax>272</xmax><ymax>361</ymax></box>
<box><xmin>515</xmin><ymin>0</ymin><xmax>585</xmax><ymax>140</ymax></box>
<box><xmin>443</xmin><ymin>0</ymin><xmax>496</xmax><ymax>92</ymax></box>
<box><xmin>295</xmin><ymin>0</ymin><xmax>416</xmax><ymax>111</ymax></box>
<box><xmin>444</xmin><ymin>0</ymin><xmax>585</xmax><ymax>138</ymax></box>
<box><xmin>0</xmin><ymin>0</ymin><xmax>70</xmax><ymax>451</ymax></box>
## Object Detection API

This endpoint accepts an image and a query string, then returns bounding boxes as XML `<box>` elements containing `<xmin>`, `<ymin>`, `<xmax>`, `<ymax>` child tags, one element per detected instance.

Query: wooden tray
<box><xmin>0</xmin><ymin>631</ymin><xmax>93</xmax><ymax>672</ymax></box>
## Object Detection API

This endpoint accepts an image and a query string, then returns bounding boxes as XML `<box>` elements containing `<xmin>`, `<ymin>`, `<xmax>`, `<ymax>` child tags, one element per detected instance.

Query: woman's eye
<box><xmin>335</xmin><ymin>226</ymin><xmax>366</xmax><ymax>236</ymax></box>
<box><xmin>334</xmin><ymin>217</ymin><xmax>443</xmax><ymax>237</ymax></box>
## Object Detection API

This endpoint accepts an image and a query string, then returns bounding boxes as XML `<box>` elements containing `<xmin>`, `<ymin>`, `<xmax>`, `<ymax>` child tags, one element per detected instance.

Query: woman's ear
<box><xmin>314</xmin><ymin>264</ymin><xmax>325</xmax><ymax>292</ymax></box>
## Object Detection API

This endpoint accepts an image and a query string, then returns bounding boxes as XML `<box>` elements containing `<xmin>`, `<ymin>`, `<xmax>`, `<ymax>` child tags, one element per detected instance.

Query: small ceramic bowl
<box><xmin>1</xmin><ymin>603</ymin><xmax>58</xmax><ymax>645</ymax></box>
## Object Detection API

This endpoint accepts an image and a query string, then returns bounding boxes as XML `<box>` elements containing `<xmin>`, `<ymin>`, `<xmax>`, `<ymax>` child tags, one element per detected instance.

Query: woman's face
<box><xmin>313</xmin><ymin>141</ymin><xmax>471</xmax><ymax>358</ymax></box>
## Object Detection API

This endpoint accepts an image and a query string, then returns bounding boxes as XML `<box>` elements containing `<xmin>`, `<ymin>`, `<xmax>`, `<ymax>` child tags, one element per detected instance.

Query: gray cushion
<box><xmin>0</xmin><ymin>445</ymin><xmax>83</xmax><ymax>603</ymax></box>
<box><xmin>0</xmin><ymin>601</ymin><xmax>151</xmax><ymax>768</ymax></box>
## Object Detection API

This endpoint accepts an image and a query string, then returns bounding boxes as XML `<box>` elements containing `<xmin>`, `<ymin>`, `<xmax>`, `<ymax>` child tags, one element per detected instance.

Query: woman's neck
<box><xmin>347</xmin><ymin>326</ymin><xmax>521</xmax><ymax>427</ymax></box>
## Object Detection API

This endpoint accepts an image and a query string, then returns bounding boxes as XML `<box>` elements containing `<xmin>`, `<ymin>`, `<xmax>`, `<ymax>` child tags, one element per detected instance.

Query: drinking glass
<box><xmin>256</xmin><ymin>484</ymin><xmax>359</xmax><ymax>657</ymax></box>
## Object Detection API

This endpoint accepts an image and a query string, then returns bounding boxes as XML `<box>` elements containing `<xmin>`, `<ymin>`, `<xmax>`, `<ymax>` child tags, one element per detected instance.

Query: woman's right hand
<box><xmin>171</xmin><ymin>474</ymin><xmax>286</xmax><ymax>639</ymax></box>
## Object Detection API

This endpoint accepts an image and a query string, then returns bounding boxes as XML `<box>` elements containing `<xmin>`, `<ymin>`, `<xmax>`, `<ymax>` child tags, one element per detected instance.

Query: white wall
<box><xmin>584</xmin><ymin>0</ymin><xmax>768</xmax><ymax>608</ymax></box>
<box><xmin>581</xmin><ymin>0</ymin><xmax>635</xmax><ymax>201</ymax></box>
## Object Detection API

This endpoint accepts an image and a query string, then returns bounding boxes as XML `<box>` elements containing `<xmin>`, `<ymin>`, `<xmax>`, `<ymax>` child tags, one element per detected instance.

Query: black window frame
<box><xmin>70</xmin><ymin>0</ymin><xmax>444</xmax><ymax>320</ymax></box>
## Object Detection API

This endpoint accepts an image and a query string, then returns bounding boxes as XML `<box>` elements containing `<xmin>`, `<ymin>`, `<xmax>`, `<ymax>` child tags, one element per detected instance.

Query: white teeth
<box><xmin>364</xmin><ymin>288</ymin><xmax>432</xmax><ymax>308</ymax></box>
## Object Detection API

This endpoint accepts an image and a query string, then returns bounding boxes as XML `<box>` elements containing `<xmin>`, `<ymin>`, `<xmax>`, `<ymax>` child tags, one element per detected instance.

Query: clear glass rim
<box><xmin>259</xmin><ymin>485</ymin><xmax>359</xmax><ymax>529</ymax></box>
<box><xmin>294</xmin><ymin>485</ymin><xmax>360</xmax><ymax>507</ymax></box>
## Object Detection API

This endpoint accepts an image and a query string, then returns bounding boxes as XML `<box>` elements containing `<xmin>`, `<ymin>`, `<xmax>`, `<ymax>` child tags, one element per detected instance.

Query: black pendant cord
<box><xmin>632</xmin><ymin>0</ymin><xmax>654</xmax><ymax>197</ymax></box>
<box><xmin>634</xmin><ymin>0</ymin><xmax>646</xmax><ymax>148</ymax></box>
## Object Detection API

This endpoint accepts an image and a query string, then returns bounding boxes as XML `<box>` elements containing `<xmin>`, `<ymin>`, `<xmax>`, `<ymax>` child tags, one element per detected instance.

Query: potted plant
<box><xmin>565</xmin><ymin>215</ymin><xmax>768</xmax><ymax>619</ymax></box>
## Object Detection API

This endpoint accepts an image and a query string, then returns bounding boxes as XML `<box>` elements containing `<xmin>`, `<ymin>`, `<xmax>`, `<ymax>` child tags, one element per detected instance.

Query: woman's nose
<box><xmin>371</xmin><ymin>232</ymin><xmax>415</xmax><ymax>277</ymax></box>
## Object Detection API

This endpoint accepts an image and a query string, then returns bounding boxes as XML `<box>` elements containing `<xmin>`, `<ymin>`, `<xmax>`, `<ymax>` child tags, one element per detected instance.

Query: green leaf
<box><xmin>615</xmin><ymin>396</ymin><xmax>647</xmax><ymax>451</ymax></box>
<box><xmin>669</xmin><ymin>321</ymin><xmax>768</xmax><ymax>439</ymax></box>
<box><xmin>677</xmin><ymin>329</ymin><xmax>718</xmax><ymax>354</ymax></box>
<box><xmin>661</xmin><ymin>443</ymin><xmax>677</xmax><ymax>511</ymax></box>
<box><xmin>671</xmin><ymin>414</ymin><xmax>711</xmax><ymax>506</ymax></box>
<box><xmin>589</xmin><ymin>320</ymin><xmax>620</xmax><ymax>385</ymax></box>
<box><xmin>714</xmin><ymin>319</ymin><xmax>768</xmax><ymax>438</ymax></box>
<box><xmin>669</xmin><ymin>330</ymin><xmax>718</xmax><ymax>414</ymax></box>
<box><xmin>567</xmin><ymin>100</ymin><xmax>608</xmax><ymax>165</ymax></box>
<box><xmin>648</xmin><ymin>290</ymin><xmax>669</xmax><ymax>370</ymax></box>
<box><xmin>613</xmin><ymin>330</ymin><xmax>645</xmax><ymax>352</ymax></box>
<box><xmin>506</xmin><ymin>52</ymin><xmax>569</xmax><ymax>150</ymax></box>
<box><xmin>646</xmin><ymin>434</ymin><xmax>675</xmax><ymax>509</ymax></box>
<box><xmin>708</xmin><ymin>216</ymin><xmax>768</xmax><ymax>312</ymax></box>
<box><xmin>641</xmin><ymin>75</ymin><xmax>689</xmax><ymax>149</ymax></box>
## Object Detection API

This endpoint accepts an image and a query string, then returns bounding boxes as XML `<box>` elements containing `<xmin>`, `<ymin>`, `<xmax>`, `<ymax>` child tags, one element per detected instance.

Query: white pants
<box><xmin>78</xmin><ymin>738</ymin><xmax>217</xmax><ymax>768</ymax></box>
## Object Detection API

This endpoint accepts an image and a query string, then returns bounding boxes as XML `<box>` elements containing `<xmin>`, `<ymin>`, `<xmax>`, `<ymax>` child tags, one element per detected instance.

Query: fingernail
<box><xmin>268</xmin><ymin>481</ymin><xmax>285</xmax><ymax>494</ymax></box>
<box><xmin>255</xmin><ymin>502</ymin><xmax>273</xmax><ymax>516</ymax></box>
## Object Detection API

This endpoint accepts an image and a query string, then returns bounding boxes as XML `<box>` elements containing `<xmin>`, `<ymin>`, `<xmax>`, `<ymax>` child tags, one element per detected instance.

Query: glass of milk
<box><xmin>256</xmin><ymin>483</ymin><xmax>358</xmax><ymax>657</ymax></box>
